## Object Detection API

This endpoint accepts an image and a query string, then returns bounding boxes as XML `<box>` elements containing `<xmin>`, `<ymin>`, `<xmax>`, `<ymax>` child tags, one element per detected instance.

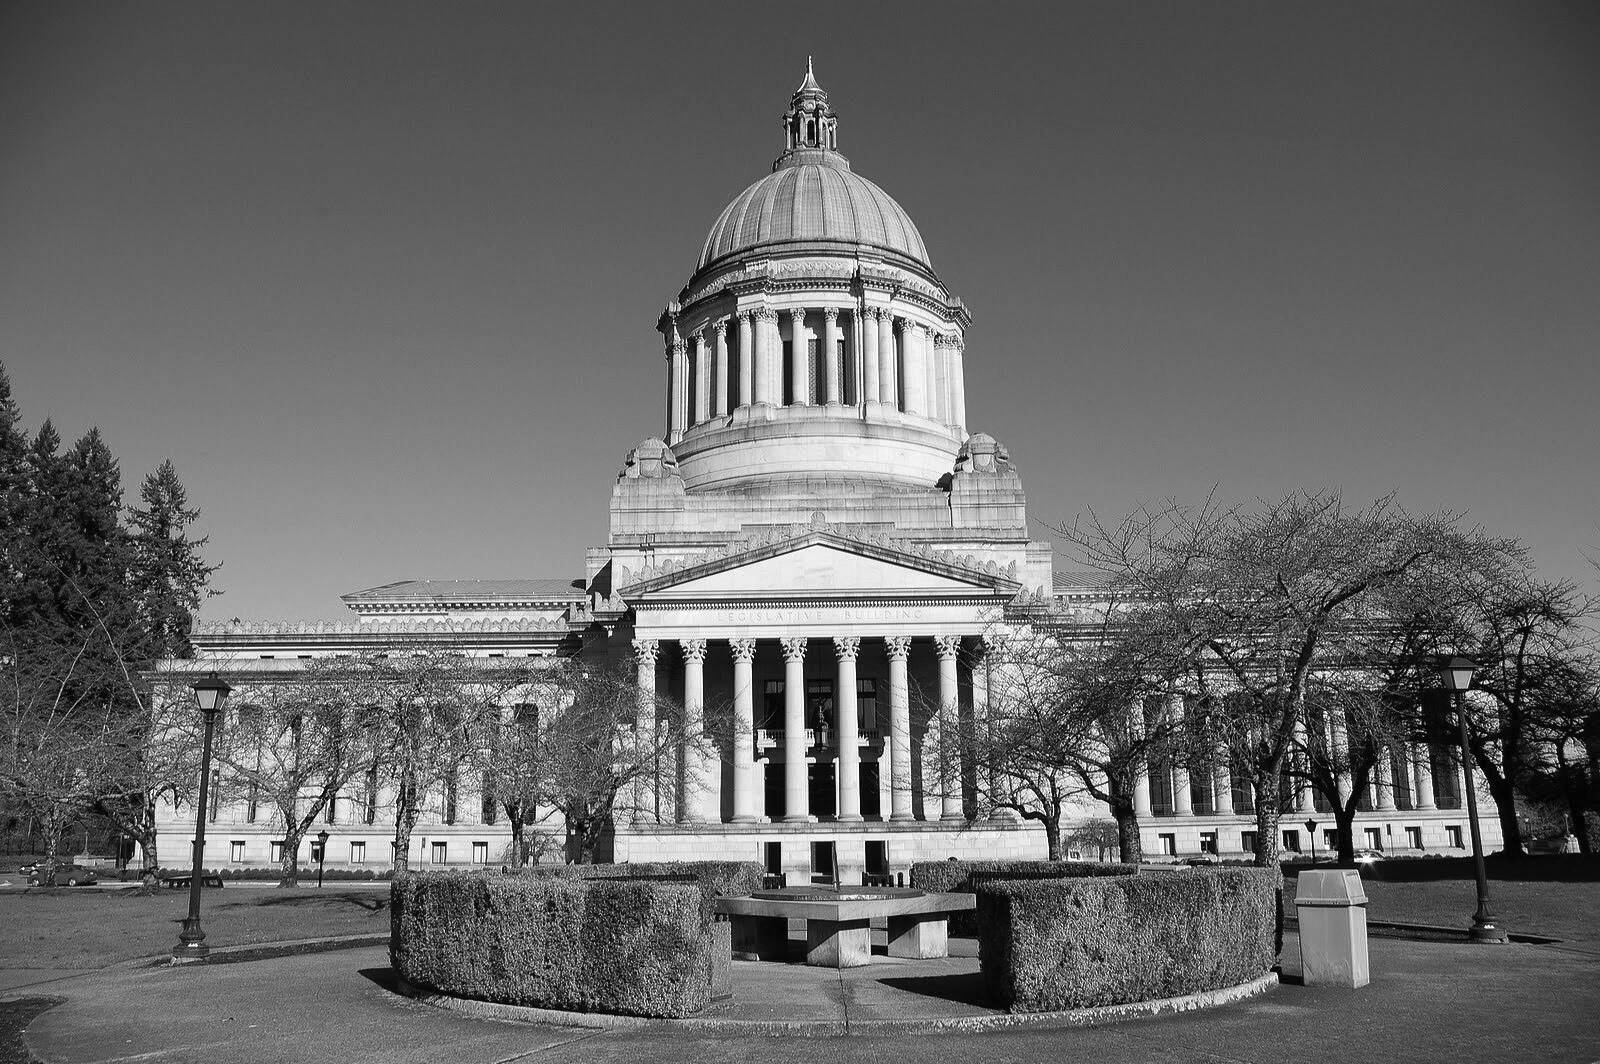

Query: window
<box><xmin>309</xmin><ymin>838</ymin><xmax>325</xmax><ymax>863</ymax></box>
<box><xmin>364</xmin><ymin>764</ymin><xmax>379</xmax><ymax>825</ymax></box>
<box><xmin>805</xmin><ymin>679</ymin><xmax>833</xmax><ymax>731</ymax></box>
<box><xmin>349</xmin><ymin>841</ymin><xmax>366</xmax><ymax>864</ymax></box>
<box><xmin>857</xmin><ymin>679</ymin><xmax>877</xmax><ymax>731</ymax></box>
<box><xmin>1323</xmin><ymin>829</ymin><xmax>1337</xmax><ymax>850</ymax></box>
<box><xmin>325</xmin><ymin>793</ymin><xmax>337</xmax><ymax>824</ymax></box>
<box><xmin>443</xmin><ymin>770</ymin><xmax>458</xmax><ymax>825</ymax></box>
<box><xmin>431</xmin><ymin>841</ymin><xmax>448</xmax><ymax>865</ymax></box>
<box><xmin>1158</xmin><ymin>833</ymin><xmax>1176</xmax><ymax>856</ymax></box>
<box><xmin>762</xmin><ymin>680</ymin><xmax>784</xmax><ymax>731</ymax></box>
<box><xmin>481</xmin><ymin>773</ymin><xmax>498</xmax><ymax>826</ymax></box>
<box><xmin>1446</xmin><ymin>825</ymin><xmax>1464</xmax><ymax>849</ymax></box>
<box><xmin>472</xmin><ymin>841</ymin><xmax>489</xmax><ymax>865</ymax></box>
<box><xmin>246</xmin><ymin>782</ymin><xmax>259</xmax><ymax>824</ymax></box>
<box><xmin>1405</xmin><ymin>826</ymin><xmax>1423</xmax><ymax>849</ymax></box>
<box><xmin>207</xmin><ymin>770</ymin><xmax>222</xmax><ymax>822</ymax></box>
<box><xmin>763</xmin><ymin>841</ymin><xmax>782</xmax><ymax>876</ymax></box>
<box><xmin>1199</xmin><ymin>831</ymin><xmax>1217</xmax><ymax>855</ymax></box>
<box><xmin>230</xmin><ymin>840</ymin><xmax>245</xmax><ymax>863</ymax></box>
<box><xmin>1241</xmin><ymin>831</ymin><xmax>1257</xmax><ymax>854</ymax></box>
<box><xmin>1283</xmin><ymin>829</ymin><xmax>1302</xmax><ymax>853</ymax></box>
<box><xmin>270</xmin><ymin>840</ymin><xmax>284</xmax><ymax>864</ymax></box>
<box><xmin>1364</xmin><ymin>827</ymin><xmax>1383</xmax><ymax>850</ymax></box>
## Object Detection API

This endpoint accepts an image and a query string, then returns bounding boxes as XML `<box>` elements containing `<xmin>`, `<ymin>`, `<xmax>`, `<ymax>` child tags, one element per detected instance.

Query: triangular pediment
<box><xmin>618</xmin><ymin>530</ymin><xmax>1021</xmax><ymax>601</ymax></box>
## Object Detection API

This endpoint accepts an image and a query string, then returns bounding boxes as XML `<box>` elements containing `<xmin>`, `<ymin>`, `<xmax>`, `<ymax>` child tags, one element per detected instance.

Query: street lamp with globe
<box><xmin>1437</xmin><ymin>655</ymin><xmax>1507</xmax><ymax>944</ymax></box>
<box><xmin>172</xmin><ymin>672</ymin><xmax>230</xmax><ymax>962</ymax></box>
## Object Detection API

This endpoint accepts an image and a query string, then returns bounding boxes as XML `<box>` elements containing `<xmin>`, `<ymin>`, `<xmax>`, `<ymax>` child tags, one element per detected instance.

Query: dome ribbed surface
<box><xmin>698</xmin><ymin>161</ymin><xmax>931</xmax><ymax>272</ymax></box>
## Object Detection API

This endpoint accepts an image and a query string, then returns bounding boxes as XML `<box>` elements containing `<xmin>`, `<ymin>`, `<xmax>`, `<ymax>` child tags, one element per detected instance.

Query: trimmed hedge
<box><xmin>391</xmin><ymin>871</ymin><xmax>716</xmax><ymax>1018</ymax></box>
<box><xmin>978</xmin><ymin>867</ymin><xmax>1277</xmax><ymax>1012</ymax></box>
<box><xmin>911</xmin><ymin>860</ymin><xmax>1138</xmax><ymax>936</ymax></box>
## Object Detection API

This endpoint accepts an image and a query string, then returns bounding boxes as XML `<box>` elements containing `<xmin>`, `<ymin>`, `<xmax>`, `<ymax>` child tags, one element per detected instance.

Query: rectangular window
<box><xmin>1240</xmin><ymin>830</ymin><xmax>1257</xmax><ymax>854</ymax></box>
<box><xmin>1405</xmin><ymin>826</ymin><xmax>1423</xmax><ymax>849</ymax></box>
<box><xmin>364</xmin><ymin>764</ymin><xmax>379</xmax><ymax>825</ymax></box>
<box><xmin>349</xmin><ymin>840</ymin><xmax>366</xmax><ymax>864</ymax></box>
<box><xmin>431</xmin><ymin>841</ymin><xmax>448</xmax><ymax>865</ymax></box>
<box><xmin>1158</xmin><ymin>833</ymin><xmax>1176</xmax><ymax>856</ymax></box>
<box><xmin>865</xmin><ymin>840</ymin><xmax>889</xmax><ymax>880</ymax></box>
<box><xmin>270</xmin><ymin>840</ymin><xmax>284</xmax><ymax>864</ymax></box>
<box><xmin>1282</xmin><ymin>829</ymin><xmax>1302</xmax><ymax>853</ymax></box>
<box><xmin>1446</xmin><ymin>825</ymin><xmax>1464</xmax><ymax>849</ymax></box>
<box><xmin>230</xmin><ymin>840</ymin><xmax>245</xmax><ymax>863</ymax></box>
<box><xmin>472</xmin><ymin>841</ymin><xmax>489</xmax><ymax>865</ymax></box>
<box><xmin>443</xmin><ymin>770</ymin><xmax>458</xmax><ymax>826</ymax></box>
<box><xmin>1323</xmin><ymin>829</ymin><xmax>1337</xmax><ymax>850</ymax></box>
<box><xmin>309</xmin><ymin>838</ymin><xmax>325</xmax><ymax>863</ymax></box>
<box><xmin>807</xmin><ymin>336</ymin><xmax>821</xmax><ymax>404</ymax></box>
<box><xmin>481</xmin><ymin>772</ymin><xmax>498</xmax><ymax>826</ymax></box>
<box><xmin>810</xmin><ymin>840</ymin><xmax>836</xmax><ymax>884</ymax></box>
<box><xmin>762</xmin><ymin>679</ymin><xmax>784</xmax><ymax>731</ymax></box>
<box><xmin>325</xmin><ymin>794</ymin><xmax>337</xmax><ymax>824</ymax></box>
<box><xmin>805</xmin><ymin>678</ymin><xmax>833</xmax><ymax>732</ymax></box>
<box><xmin>1199</xmin><ymin>831</ymin><xmax>1217</xmax><ymax>855</ymax></box>
<box><xmin>208</xmin><ymin>770</ymin><xmax>222</xmax><ymax>823</ymax></box>
<box><xmin>763</xmin><ymin>841</ymin><xmax>782</xmax><ymax>876</ymax></box>
<box><xmin>246</xmin><ymin>782</ymin><xmax>259</xmax><ymax>824</ymax></box>
<box><xmin>857</xmin><ymin>678</ymin><xmax>877</xmax><ymax>731</ymax></box>
<box><xmin>1364</xmin><ymin>827</ymin><xmax>1383</xmax><ymax>850</ymax></box>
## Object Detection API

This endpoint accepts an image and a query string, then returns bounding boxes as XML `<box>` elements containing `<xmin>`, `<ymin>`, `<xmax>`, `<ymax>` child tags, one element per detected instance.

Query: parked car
<box><xmin>1178</xmin><ymin>854</ymin><xmax>1221</xmax><ymax>867</ymax></box>
<box><xmin>1352</xmin><ymin>848</ymin><xmax>1385</xmax><ymax>865</ymax></box>
<box><xmin>27</xmin><ymin>864</ymin><xmax>99</xmax><ymax>886</ymax></box>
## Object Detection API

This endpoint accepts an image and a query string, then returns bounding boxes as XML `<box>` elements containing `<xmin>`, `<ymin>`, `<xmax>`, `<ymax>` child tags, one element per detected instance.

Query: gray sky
<box><xmin>3</xmin><ymin>2</ymin><xmax>1596</xmax><ymax>621</ymax></box>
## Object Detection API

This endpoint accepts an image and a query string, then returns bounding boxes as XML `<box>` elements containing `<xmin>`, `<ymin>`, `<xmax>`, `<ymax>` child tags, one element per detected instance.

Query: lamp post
<box><xmin>173</xmin><ymin>672</ymin><xmax>230</xmax><ymax>963</ymax></box>
<box><xmin>1305</xmin><ymin>818</ymin><xmax>1319</xmax><ymax>864</ymax></box>
<box><xmin>316</xmin><ymin>829</ymin><xmax>329</xmax><ymax>889</ymax></box>
<box><xmin>1438</xmin><ymin>655</ymin><xmax>1507</xmax><ymax>944</ymax></box>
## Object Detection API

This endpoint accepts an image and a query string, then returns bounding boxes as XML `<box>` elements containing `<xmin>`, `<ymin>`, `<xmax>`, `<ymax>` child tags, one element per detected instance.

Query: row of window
<box><xmin>245</xmin><ymin>838</ymin><xmax>496</xmax><ymax>865</ymax></box>
<box><xmin>1151</xmin><ymin>823</ymin><xmax>1467</xmax><ymax>856</ymax></box>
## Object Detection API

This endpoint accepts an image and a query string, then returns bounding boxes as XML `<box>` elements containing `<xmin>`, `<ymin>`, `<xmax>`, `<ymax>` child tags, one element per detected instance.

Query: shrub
<box><xmin>978</xmin><ymin>868</ymin><xmax>1277</xmax><ymax>1012</ymax></box>
<box><xmin>514</xmin><ymin>860</ymin><xmax>764</xmax><ymax>920</ymax></box>
<box><xmin>391</xmin><ymin>870</ymin><xmax>715</xmax><ymax>1018</ymax></box>
<box><xmin>911</xmin><ymin>859</ymin><xmax>1138</xmax><ymax>935</ymax></box>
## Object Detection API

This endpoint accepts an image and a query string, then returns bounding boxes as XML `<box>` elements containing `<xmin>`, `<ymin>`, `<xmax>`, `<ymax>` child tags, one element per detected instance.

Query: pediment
<box><xmin>618</xmin><ymin>531</ymin><xmax>1021</xmax><ymax>601</ymax></box>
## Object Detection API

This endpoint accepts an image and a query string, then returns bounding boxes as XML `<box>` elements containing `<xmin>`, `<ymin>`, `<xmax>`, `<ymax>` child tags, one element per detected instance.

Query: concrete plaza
<box><xmin>4</xmin><ymin>929</ymin><xmax>1598</xmax><ymax>1064</ymax></box>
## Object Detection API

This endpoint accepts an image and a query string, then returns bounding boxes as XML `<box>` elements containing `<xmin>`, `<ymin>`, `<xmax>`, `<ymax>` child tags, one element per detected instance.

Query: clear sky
<box><xmin>2</xmin><ymin>2</ymin><xmax>1596</xmax><ymax>621</ymax></box>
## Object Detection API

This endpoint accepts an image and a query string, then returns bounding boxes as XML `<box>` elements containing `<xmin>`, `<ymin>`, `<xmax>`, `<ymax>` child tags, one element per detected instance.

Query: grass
<box><xmin>1284</xmin><ymin>873</ymin><xmax>1600</xmax><ymax>945</ymax></box>
<box><xmin>0</xmin><ymin>886</ymin><xmax>391</xmax><ymax>968</ymax></box>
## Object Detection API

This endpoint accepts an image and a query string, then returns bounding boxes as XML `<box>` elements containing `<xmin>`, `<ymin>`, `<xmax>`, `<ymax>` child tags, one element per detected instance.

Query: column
<box><xmin>935</xmin><ymin>636</ymin><xmax>964</xmax><ymax>821</ymax></box>
<box><xmin>877</xmin><ymin>310</ymin><xmax>897</xmax><ymax>408</ymax></box>
<box><xmin>1213</xmin><ymin>750</ymin><xmax>1235</xmax><ymax>815</ymax></box>
<box><xmin>692</xmin><ymin>329</ymin><xmax>710</xmax><ymax>426</ymax></box>
<box><xmin>823</xmin><ymin>307</ymin><xmax>841</xmax><ymax>404</ymax></box>
<box><xmin>862</xmin><ymin>307</ymin><xmax>881</xmax><ymax>403</ymax></box>
<box><xmin>1292</xmin><ymin>719</ymin><xmax>1315</xmax><ymax>813</ymax></box>
<box><xmin>781</xmin><ymin>636</ymin><xmax>809</xmax><ymax>822</ymax></box>
<box><xmin>923</xmin><ymin>326</ymin><xmax>939</xmax><ymax>421</ymax></box>
<box><xmin>1328</xmin><ymin>712</ymin><xmax>1354</xmax><ymax>805</ymax></box>
<box><xmin>680</xmin><ymin>639</ymin><xmax>714</xmax><ymax>824</ymax></box>
<box><xmin>1412</xmin><ymin>743</ymin><xmax>1437</xmax><ymax>810</ymax></box>
<box><xmin>787</xmin><ymin>308</ymin><xmax>808</xmax><ymax>405</ymax></box>
<box><xmin>737</xmin><ymin>312</ymin><xmax>754</xmax><ymax>408</ymax></box>
<box><xmin>669</xmin><ymin>340</ymin><xmax>688</xmax><ymax>440</ymax></box>
<box><xmin>900</xmin><ymin>321</ymin><xmax>927</xmax><ymax>416</ymax></box>
<box><xmin>753</xmin><ymin>308</ymin><xmax>777</xmax><ymax>405</ymax></box>
<box><xmin>886</xmin><ymin>636</ymin><xmax>913</xmax><ymax>821</ymax></box>
<box><xmin>713</xmin><ymin>320</ymin><xmax>730</xmax><ymax>417</ymax></box>
<box><xmin>834</xmin><ymin>637</ymin><xmax>862</xmax><ymax>822</ymax></box>
<box><xmin>1169</xmin><ymin>694</ymin><xmax>1193</xmax><ymax>816</ymax></box>
<box><xmin>1130</xmin><ymin>702</ymin><xmax>1153</xmax><ymax>818</ymax></box>
<box><xmin>1375</xmin><ymin>747</ymin><xmax>1398</xmax><ymax>811</ymax></box>
<box><xmin>932</xmin><ymin>334</ymin><xmax>951</xmax><ymax>423</ymax></box>
<box><xmin>730</xmin><ymin>638</ymin><xmax>758</xmax><ymax>822</ymax></box>
<box><xmin>950</xmin><ymin>336</ymin><xmax>967</xmax><ymax>433</ymax></box>
<box><xmin>632</xmin><ymin>639</ymin><xmax>660</xmax><ymax>824</ymax></box>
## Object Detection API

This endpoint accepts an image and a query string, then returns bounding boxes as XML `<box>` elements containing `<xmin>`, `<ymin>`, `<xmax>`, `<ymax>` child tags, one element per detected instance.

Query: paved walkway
<box><xmin>6</xmin><ymin>932</ymin><xmax>1599</xmax><ymax>1064</ymax></box>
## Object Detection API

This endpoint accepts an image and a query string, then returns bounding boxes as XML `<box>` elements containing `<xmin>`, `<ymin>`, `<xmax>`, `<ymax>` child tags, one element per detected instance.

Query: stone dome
<box><xmin>697</xmin><ymin>153</ymin><xmax>932</xmax><ymax>274</ymax></box>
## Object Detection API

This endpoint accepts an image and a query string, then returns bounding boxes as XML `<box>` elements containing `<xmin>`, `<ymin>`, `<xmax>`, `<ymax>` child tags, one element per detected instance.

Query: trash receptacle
<box><xmin>1294</xmin><ymin>869</ymin><xmax>1369</xmax><ymax>988</ymax></box>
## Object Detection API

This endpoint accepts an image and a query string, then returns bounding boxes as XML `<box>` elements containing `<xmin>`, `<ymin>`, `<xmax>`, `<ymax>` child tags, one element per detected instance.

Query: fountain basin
<box><xmin>716</xmin><ymin>888</ymin><xmax>976</xmax><ymax>969</ymax></box>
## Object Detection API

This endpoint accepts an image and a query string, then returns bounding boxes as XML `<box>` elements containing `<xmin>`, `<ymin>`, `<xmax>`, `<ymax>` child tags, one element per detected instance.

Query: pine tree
<box><xmin>127</xmin><ymin>459</ymin><xmax>218</xmax><ymax>662</ymax></box>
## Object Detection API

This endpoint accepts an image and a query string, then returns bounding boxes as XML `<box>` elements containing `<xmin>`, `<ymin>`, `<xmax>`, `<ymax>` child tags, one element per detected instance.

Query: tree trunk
<box><xmin>1253</xmin><ymin>765</ymin><xmax>1282</xmax><ymax>867</ymax></box>
<box><xmin>392</xmin><ymin>807</ymin><xmax>419</xmax><ymax>875</ymax></box>
<box><xmin>1474</xmin><ymin>754</ymin><xmax>1524</xmax><ymax>856</ymax></box>
<box><xmin>1113</xmin><ymin>805</ymin><xmax>1144</xmax><ymax>865</ymax></box>
<box><xmin>40</xmin><ymin>812</ymin><xmax>63</xmax><ymax>887</ymax></box>
<box><xmin>1332</xmin><ymin>800</ymin><xmax>1357</xmax><ymax>865</ymax></box>
<box><xmin>279</xmin><ymin>827</ymin><xmax>301</xmax><ymax>887</ymax></box>
<box><xmin>505</xmin><ymin>808</ymin><xmax>527</xmax><ymax>868</ymax></box>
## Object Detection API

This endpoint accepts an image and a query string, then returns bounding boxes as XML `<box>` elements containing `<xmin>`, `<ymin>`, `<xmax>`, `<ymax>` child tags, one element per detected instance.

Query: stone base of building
<box><xmin>614</xmin><ymin>818</ymin><xmax>1049</xmax><ymax>885</ymax></box>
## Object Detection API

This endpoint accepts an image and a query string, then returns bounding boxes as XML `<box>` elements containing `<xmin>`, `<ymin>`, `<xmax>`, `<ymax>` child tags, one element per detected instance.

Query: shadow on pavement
<box><xmin>357</xmin><ymin>967</ymin><xmax>398</xmax><ymax>992</ymax></box>
<box><xmin>875</xmin><ymin>971</ymin><xmax>994</xmax><ymax>1007</ymax></box>
<box><xmin>245</xmin><ymin>893</ymin><xmax>388</xmax><ymax>913</ymax></box>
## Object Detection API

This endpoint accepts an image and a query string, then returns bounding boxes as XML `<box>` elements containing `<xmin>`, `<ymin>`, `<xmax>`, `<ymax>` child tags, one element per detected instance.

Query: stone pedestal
<box><xmin>805</xmin><ymin>918</ymin><xmax>873</xmax><ymax>968</ymax></box>
<box><xmin>886</xmin><ymin>913</ymin><xmax>949</xmax><ymax>959</ymax></box>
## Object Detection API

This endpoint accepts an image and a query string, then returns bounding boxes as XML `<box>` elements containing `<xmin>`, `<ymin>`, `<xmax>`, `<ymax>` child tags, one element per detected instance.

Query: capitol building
<box><xmin>154</xmin><ymin>66</ymin><xmax>1494</xmax><ymax>881</ymax></box>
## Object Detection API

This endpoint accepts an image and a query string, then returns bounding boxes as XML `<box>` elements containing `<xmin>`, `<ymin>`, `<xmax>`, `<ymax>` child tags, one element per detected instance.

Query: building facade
<box><xmin>153</xmin><ymin>66</ymin><xmax>1499</xmax><ymax>881</ymax></box>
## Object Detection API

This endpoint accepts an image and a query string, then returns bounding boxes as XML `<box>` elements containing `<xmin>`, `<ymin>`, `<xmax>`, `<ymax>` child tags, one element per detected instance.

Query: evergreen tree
<box><xmin>127</xmin><ymin>459</ymin><xmax>218</xmax><ymax>662</ymax></box>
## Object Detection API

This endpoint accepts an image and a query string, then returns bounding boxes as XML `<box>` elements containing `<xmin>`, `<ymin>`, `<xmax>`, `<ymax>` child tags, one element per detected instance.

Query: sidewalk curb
<box><xmin>1285</xmin><ymin>917</ymin><xmax>1560</xmax><ymax>945</ymax></box>
<box><xmin>392</xmin><ymin>970</ymin><xmax>1279</xmax><ymax>1036</ymax></box>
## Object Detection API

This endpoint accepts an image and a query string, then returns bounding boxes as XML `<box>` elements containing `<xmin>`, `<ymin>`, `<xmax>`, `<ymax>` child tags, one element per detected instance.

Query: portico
<box><xmin>620</xmin><ymin>525</ymin><xmax>1019</xmax><ymax>828</ymax></box>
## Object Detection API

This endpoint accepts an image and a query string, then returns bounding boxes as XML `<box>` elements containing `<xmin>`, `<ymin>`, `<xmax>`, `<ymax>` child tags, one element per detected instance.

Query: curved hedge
<box><xmin>911</xmin><ymin>860</ymin><xmax>1138</xmax><ymax>936</ymax></box>
<box><xmin>977</xmin><ymin>867</ymin><xmax>1277</xmax><ymax>1012</ymax></box>
<box><xmin>391</xmin><ymin>871</ymin><xmax>717</xmax><ymax>1018</ymax></box>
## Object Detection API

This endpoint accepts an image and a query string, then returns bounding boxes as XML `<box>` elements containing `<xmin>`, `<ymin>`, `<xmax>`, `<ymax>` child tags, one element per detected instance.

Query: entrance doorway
<box><xmin>809</xmin><ymin>762</ymin><xmax>836</xmax><ymax>818</ymax></box>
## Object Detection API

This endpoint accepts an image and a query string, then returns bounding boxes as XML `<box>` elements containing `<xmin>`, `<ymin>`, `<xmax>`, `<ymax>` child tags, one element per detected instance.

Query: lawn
<box><xmin>0</xmin><ymin>886</ymin><xmax>391</xmax><ymax>968</ymax></box>
<box><xmin>1284</xmin><ymin>873</ymin><xmax>1600</xmax><ymax>945</ymax></box>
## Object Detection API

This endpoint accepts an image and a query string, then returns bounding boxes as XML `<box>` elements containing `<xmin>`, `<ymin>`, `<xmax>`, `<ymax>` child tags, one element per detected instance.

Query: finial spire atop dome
<box><xmin>777</xmin><ymin>59</ymin><xmax>840</xmax><ymax>169</ymax></box>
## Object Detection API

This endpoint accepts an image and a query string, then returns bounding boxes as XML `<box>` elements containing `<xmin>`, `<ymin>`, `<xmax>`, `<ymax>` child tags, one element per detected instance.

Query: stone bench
<box><xmin>715</xmin><ymin>889</ymin><xmax>976</xmax><ymax>969</ymax></box>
